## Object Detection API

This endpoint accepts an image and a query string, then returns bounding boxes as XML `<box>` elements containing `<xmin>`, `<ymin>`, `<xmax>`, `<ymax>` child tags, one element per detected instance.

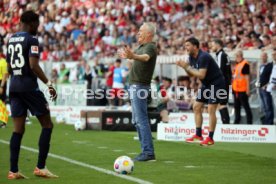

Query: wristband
<box><xmin>46</xmin><ymin>81</ymin><xmax>53</xmax><ymax>87</ymax></box>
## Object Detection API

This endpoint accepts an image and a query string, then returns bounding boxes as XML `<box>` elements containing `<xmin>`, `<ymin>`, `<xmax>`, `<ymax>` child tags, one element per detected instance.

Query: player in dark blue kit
<box><xmin>176</xmin><ymin>37</ymin><xmax>227</xmax><ymax>146</ymax></box>
<box><xmin>6</xmin><ymin>11</ymin><xmax>58</xmax><ymax>179</ymax></box>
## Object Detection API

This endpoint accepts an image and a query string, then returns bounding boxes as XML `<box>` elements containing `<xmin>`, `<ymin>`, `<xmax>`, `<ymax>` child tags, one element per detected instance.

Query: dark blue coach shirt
<box><xmin>189</xmin><ymin>50</ymin><xmax>225</xmax><ymax>86</ymax></box>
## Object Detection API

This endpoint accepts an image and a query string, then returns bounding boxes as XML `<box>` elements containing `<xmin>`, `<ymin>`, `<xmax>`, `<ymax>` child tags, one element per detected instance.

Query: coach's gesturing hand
<box><xmin>176</xmin><ymin>60</ymin><xmax>189</xmax><ymax>69</ymax></box>
<box><xmin>123</xmin><ymin>46</ymin><xmax>135</xmax><ymax>59</ymax></box>
<box><xmin>118</xmin><ymin>46</ymin><xmax>134</xmax><ymax>60</ymax></box>
<box><xmin>118</xmin><ymin>48</ymin><xmax>127</xmax><ymax>59</ymax></box>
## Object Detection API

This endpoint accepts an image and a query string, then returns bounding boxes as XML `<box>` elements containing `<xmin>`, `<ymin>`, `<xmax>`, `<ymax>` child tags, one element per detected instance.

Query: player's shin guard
<box><xmin>37</xmin><ymin>128</ymin><xmax>52</xmax><ymax>169</ymax></box>
<box><xmin>10</xmin><ymin>132</ymin><xmax>23</xmax><ymax>172</ymax></box>
<box><xmin>219</xmin><ymin>107</ymin><xmax>230</xmax><ymax>124</ymax></box>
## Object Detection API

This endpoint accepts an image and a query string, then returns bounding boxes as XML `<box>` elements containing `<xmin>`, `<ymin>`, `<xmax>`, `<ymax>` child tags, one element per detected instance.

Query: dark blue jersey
<box><xmin>189</xmin><ymin>50</ymin><xmax>225</xmax><ymax>86</ymax></box>
<box><xmin>6</xmin><ymin>32</ymin><xmax>39</xmax><ymax>92</ymax></box>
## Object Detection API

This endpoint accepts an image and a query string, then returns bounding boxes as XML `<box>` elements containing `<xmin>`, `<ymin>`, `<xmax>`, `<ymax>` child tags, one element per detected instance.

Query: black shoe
<box><xmin>133</xmin><ymin>153</ymin><xmax>156</xmax><ymax>162</ymax></box>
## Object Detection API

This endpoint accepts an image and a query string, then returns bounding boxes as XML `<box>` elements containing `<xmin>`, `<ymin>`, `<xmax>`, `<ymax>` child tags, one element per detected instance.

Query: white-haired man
<box><xmin>118</xmin><ymin>22</ymin><xmax>157</xmax><ymax>161</ymax></box>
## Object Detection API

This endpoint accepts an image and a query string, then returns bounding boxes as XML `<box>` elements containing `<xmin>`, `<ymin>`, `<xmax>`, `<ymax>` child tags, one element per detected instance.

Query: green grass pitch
<box><xmin>0</xmin><ymin>119</ymin><xmax>276</xmax><ymax>184</ymax></box>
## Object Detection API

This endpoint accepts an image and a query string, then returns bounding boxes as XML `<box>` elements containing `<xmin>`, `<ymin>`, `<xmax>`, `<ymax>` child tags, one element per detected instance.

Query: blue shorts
<box><xmin>10</xmin><ymin>91</ymin><xmax>50</xmax><ymax>117</ymax></box>
<box><xmin>196</xmin><ymin>84</ymin><xmax>228</xmax><ymax>104</ymax></box>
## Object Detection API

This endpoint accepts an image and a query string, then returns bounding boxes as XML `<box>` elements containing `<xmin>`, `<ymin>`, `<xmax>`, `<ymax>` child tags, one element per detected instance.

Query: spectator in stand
<box><xmin>0</xmin><ymin>1</ymin><xmax>275</xmax><ymax>60</ymax></box>
<box><xmin>51</xmin><ymin>45</ymin><xmax>63</xmax><ymax>62</ymax></box>
<box><xmin>76</xmin><ymin>59</ymin><xmax>86</xmax><ymax>82</ymax></box>
<box><xmin>122</xmin><ymin>61</ymin><xmax>132</xmax><ymax>90</ymax></box>
<box><xmin>120</xmin><ymin>29</ymin><xmax>134</xmax><ymax>46</ymax></box>
<box><xmin>111</xmin><ymin>59</ymin><xmax>125</xmax><ymax>106</ymax></box>
<box><xmin>58</xmin><ymin>63</ymin><xmax>70</xmax><ymax>84</ymax></box>
<box><xmin>51</xmin><ymin>69</ymin><xmax>58</xmax><ymax>84</ymax></box>
<box><xmin>70</xmin><ymin>46</ymin><xmax>81</xmax><ymax>61</ymax></box>
<box><xmin>157</xmin><ymin>77</ymin><xmax>174</xmax><ymax>123</ymax></box>
<box><xmin>84</xmin><ymin>64</ymin><xmax>97</xmax><ymax>91</ymax></box>
<box><xmin>106</xmin><ymin>61</ymin><xmax>115</xmax><ymax>106</ymax></box>
<box><xmin>40</xmin><ymin>46</ymin><xmax>50</xmax><ymax>61</ymax></box>
<box><xmin>262</xmin><ymin>35</ymin><xmax>272</xmax><ymax>50</ymax></box>
<box><xmin>256</xmin><ymin>52</ymin><xmax>274</xmax><ymax>125</ymax></box>
<box><xmin>84</xmin><ymin>64</ymin><xmax>97</xmax><ymax>106</ymax></box>
<box><xmin>93</xmin><ymin>58</ymin><xmax>105</xmax><ymax>78</ymax></box>
<box><xmin>82</xmin><ymin>44</ymin><xmax>93</xmax><ymax>61</ymax></box>
<box><xmin>174</xmin><ymin>76</ymin><xmax>193</xmax><ymax>111</ymax></box>
<box><xmin>251</xmin><ymin>37</ymin><xmax>264</xmax><ymax>50</ymax></box>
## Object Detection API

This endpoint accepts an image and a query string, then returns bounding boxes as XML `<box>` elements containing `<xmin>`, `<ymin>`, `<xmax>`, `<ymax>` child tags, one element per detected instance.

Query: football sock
<box><xmin>219</xmin><ymin>107</ymin><xmax>230</xmax><ymax>124</ymax></box>
<box><xmin>37</xmin><ymin>128</ymin><xmax>52</xmax><ymax>169</ymax></box>
<box><xmin>10</xmin><ymin>132</ymin><xmax>23</xmax><ymax>172</ymax></box>
<box><xmin>196</xmin><ymin>127</ymin><xmax>202</xmax><ymax>137</ymax></box>
<box><xmin>209</xmin><ymin>132</ymin><xmax>214</xmax><ymax>139</ymax></box>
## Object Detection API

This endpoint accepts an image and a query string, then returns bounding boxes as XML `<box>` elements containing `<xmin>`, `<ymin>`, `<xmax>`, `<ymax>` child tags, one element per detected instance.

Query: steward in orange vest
<box><xmin>232</xmin><ymin>50</ymin><xmax>252</xmax><ymax>124</ymax></box>
<box><xmin>232</xmin><ymin>60</ymin><xmax>250</xmax><ymax>92</ymax></box>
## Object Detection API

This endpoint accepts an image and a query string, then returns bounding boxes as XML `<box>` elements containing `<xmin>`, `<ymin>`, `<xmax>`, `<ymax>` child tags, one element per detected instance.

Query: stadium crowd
<box><xmin>0</xmin><ymin>0</ymin><xmax>276</xmax><ymax>61</ymax></box>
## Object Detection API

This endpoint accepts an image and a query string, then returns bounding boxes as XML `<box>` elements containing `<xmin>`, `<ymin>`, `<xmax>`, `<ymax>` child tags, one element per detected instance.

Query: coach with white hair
<box><xmin>118</xmin><ymin>22</ymin><xmax>157</xmax><ymax>162</ymax></box>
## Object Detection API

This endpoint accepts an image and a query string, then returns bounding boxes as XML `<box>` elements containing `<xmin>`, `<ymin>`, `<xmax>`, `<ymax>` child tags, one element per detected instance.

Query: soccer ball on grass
<box><xmin>114</xmin><ymin>156</ymin><xmax>134</xmax><ymax>174</ymax></box>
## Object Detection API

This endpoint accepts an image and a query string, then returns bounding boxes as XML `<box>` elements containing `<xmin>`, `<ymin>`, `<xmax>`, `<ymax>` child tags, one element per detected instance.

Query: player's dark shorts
<box><xmin>10</xmin><ymin>90</ymin><xmax>50</xmax><ymax>117</ymax></box>
<box><xmin>196</xmin><ymin>83</ymin><xmax>228</xmax><ymax>104</ymax></box>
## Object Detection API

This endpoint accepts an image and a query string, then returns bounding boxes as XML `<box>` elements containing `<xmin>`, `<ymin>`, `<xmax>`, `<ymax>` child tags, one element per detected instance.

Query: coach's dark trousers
<box><xmin>259</xmin><ymin>88</ymin><xmax>274</xmax><ymax>125</ymax></box>
<box><xmin>233</xmin><ymin>92</ymin><xmax>253</xmax><ymax>124</ymax></box>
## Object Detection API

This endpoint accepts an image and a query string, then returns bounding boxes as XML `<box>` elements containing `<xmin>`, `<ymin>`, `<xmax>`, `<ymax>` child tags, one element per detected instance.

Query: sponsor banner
<box><xmin>50</xmin><ymin>106</ymin><xmax>137</xmax><ymax>125</ymax></box>
<box><xmin>168</xmin><ymin>112</ymin><xmax>222</xmax><ymax>124</ymax></box>
<box><xmin>216</xmin><ymin>125</ymin><xmax>276</xmax><ymax>143</ymax></box>
<box><xmin>49</xmin><ymin>106</ymin><xmax>106</xmax><ymax>125</ymax></box>
<box><xmin>102</xmin><ymin>111</ymin><xmax>161</xmax><ymax>131</ymax></box>
<box><xmin>157</xmin><ymin>123</ymin><xmax>276</xmax><ymax>143</ymax></box>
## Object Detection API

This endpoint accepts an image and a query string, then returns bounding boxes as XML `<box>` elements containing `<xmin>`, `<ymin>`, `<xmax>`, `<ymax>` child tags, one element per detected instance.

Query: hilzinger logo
<box><xmin>180</xmin><ymin>115</ymin><xmax>188</xmax><ymax>121</ymax></box>
<box><xmin>164</xmin><ymin>127</ymin><xmax>195</xmax><ymax>135</ymax></box>
<box><xmin>258</xmin><ymin>128</ymin><xmax>269</xmax><ymax>137</ymax></box>
<box><xmin>221</xmin><ymin>127</ymin><xmax>269</xmax><ymax>137</ymax></box>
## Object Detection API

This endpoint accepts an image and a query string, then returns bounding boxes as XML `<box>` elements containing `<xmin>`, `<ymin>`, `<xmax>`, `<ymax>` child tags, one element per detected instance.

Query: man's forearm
<box><xmin>184</xmin><ymin>67</ymin><xmax>204</xmax><ymax>79</ymax></box>
<box><xmin>132</xmin><ymin>54</ymin><xmax>150</xmax><ymax>62</ymax></box>
<box><xmin>31</xmin><ymin>65</ymin><xmax>49</xmax><ymax>84</ymax></box>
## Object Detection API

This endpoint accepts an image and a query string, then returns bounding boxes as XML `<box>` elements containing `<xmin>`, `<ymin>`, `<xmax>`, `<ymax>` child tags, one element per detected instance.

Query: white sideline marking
<box><xmin>113</xmin><ymin>150</ymin><xmax>124</xmax><ymax>152</ymax></box>
<box><xmin>72</xmin><ymin>140</ymin><xmax>89</xmax><ymax>144</ymax></box>
<box><xmin>164</xmin><ymin>161</ymin><xmax>174</xmax><ymax>164</ymax></box>
<box><xmin>184</xmin><ymin>165</ymin><xmax>197</xmax><ymax>168</ymax></box>
<box><xmin>0</xmin><ymin>139</ymin><xmax>153</xmax><ymax>184</ymax></box>
<box><xmin>128</xmin><ymin>152</ymin><xmax>138</xmax><ymax>155</ymax></box>
<box><xmin>97</xmin><ymin>146</ymin><xmax>108</xmax><ymax>149</ymax></box>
